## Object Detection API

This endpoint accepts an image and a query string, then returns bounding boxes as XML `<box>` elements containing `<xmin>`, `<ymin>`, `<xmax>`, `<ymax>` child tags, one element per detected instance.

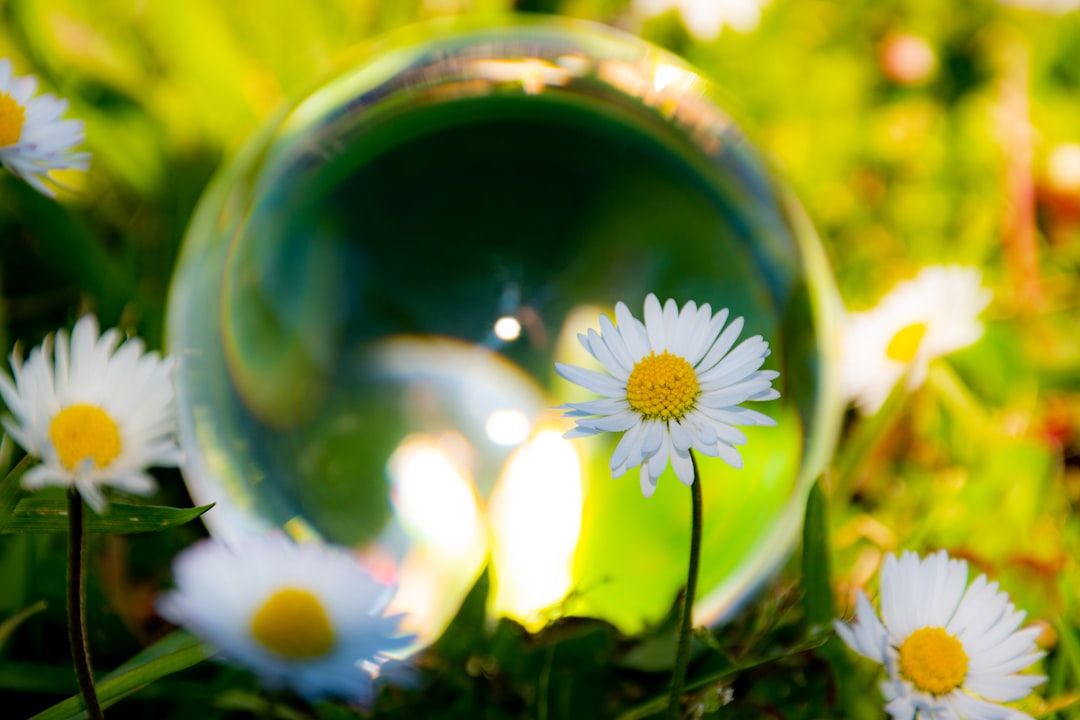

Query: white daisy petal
<box><xmin>696</xmin><ymin>315</ymin><xmax>745</xmax><ymax>372</ymax></box>
<box><xmin>0</xmin><ymin>314</ymin><xmax>181</xmax><ymax>513</ymax></box>
<box><xmin>646</xmin><ymin>432</ymin><xmax>671</xmax><ymax>480</ymax></box>
<box><xmin>835</xmin><ymin>550</ymin><xmax>1045</xmax><ymax>717</ymax></box>
<box><xmin>579</xmin><ymin>410</ymin><xmax>639</xmax><ymax>433</ymax></box>
<box><xmin>841</xmin><ymin>265</ymin><xmax>990</xmax><ymax>415</ymax></box>
<box><xmin>610</xmin><ymin>420</ymin><xmax>647</xmax><ymax>474</ymax></box>
<box><xmin>598</xmin><ymin>312</ymin><xmax>636</xmax><ymax>373</ymax></box>
<box><xmin>565</xmin><ymin>397</ymin><xmax>630</xmax><ymax>416</ymax></box>
<box><xmin>661</xmin><ymin>297</ymin><xmax>679</xmax><ymax>349</ymax></box>
<box><xmin>644</xmin><ymin>293</ymin><xmax>667</xmax><ymax>352</ymax></box>
<box><xmin>641</xmin><ymin>419</ymin><xmax>665</xmax><ymax>456</ymax></box>
<box><xmin>614</xmin><ymin>301</ymin><xmax>650</xmax><ymax>360</ymax></box>
<box><xmin>639</xmin><ymin>463</ymin><xmax>658</xmax><ymax>498</ymax></box>
<box><xmin>74</xmin><ymin>473</ymin><xmax>107</xmax><ymax>514</ymax></box>
<box><xmin>564</xmin><ymin>425</ymin><xmax>601</xmax><ymax>439</ymax></box>
<box><xmin>671</xmin><ymin>299</ymin><xmax>699</xmax><ymax>359</ymax></box>
<box><xmin>21</xmin><ymin>463</ymin><xmax>70</xmax><ymax>490</ymax></box>
<box><xmin>684</xmin><ymin>305</ymin><xmax>726</xmax><ymax>366</ymax></box>
<box><xmin>670</xmin><ymin>446</ymin><xmax>694</xmax><ymax>486</ymax></box>
<box><xmin>0</xmin><ymin>63</ymin><xmax>89</xmax><ymax>195</ymax></box>
<box><xmin>668</xmin><ymin>419</ymin><xmax>693</xmax><ymax>452</ymax></box>
<box><xmin>713</xmin><ymin>441</ymin><xmax>743</xmax><ymax>469</ymax></box>
<box><xmin>156</xmin><ymin>535</ymin><xmax>415</xmax><ymax>704</ymax></box>
<box><xmin>583</xmin><ymin>328</ymin><xmax>630</xmax><ymax>380</ymax></box>
<box><xmin>554</xmin><ymin>362</ymin><xmax>625</xmax><ymax>398</ymax></box>
<box><xmin>555</xmin><ymin>294</ymin><xmax>778</xmax><ymax>497</ymax></box>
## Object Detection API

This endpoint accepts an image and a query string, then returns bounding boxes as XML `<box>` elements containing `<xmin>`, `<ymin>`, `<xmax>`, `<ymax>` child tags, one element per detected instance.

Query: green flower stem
<box><xmin>67</xmin><ymin>488</ymin><xmax>104</xmax><ymax>720</ymax></box>
<box><xmin>667</xmin><ymin>451</ymin><xmax>702</xmax><ymax>720</ymax></box>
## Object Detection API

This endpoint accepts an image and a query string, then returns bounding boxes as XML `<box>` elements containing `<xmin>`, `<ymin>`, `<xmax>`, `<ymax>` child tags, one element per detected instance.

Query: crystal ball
<box><xmin>167</xmin><ymin>17</ymin><xmax>841</xmax><ymax>647</ymax></box>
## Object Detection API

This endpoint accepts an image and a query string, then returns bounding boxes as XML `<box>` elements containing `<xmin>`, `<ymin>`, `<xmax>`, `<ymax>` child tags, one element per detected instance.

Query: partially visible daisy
<box><xmin>835</xmin><ymin>550</ymin><xmax>1046</xmax><ymax>719</ymax></box>
<box><xmin>555</xmin><ymin>293</ymin><xmax>779</xmax><ymax>498</ymax></box>
<box><xmin>841</xmin><ymin>265</ymin><xmax>991</xmax><ymax>415</ymax></box>
<box><xmin>157</xmin><ymin>535</ymin><xmax>416</xmax><ymax>704</ymax></box>
<box><xmin>0</xmin><ymin>315</ymin><xmax>182</xmax><ymax>513</ymax></box>
<box><xmin>632</xmin><ymin>0</ymin><xmax>769</xmax><ymax>41</ymax></box>
<box><xmin>0</xmin><ymin>58</ymin><xmax>89</xmax><ymax>197</ymax></box>
<box><xmin>996</xmin><ymin>0</ymin><xmax>1080</xmax><ymax>13</ymax></box>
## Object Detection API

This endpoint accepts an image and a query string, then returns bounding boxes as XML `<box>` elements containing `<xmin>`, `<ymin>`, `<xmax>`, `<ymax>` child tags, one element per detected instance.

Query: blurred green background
<box><xmin>2</xmin><ymin>0</ymin><xmax>1080</xmax><ymax>717</ymax></box>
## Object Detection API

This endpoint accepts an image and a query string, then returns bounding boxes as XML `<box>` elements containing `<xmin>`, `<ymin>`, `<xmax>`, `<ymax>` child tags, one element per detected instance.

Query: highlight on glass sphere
<box><xmin>166</xmin><ymin>17</ymin><xmax>840</xmax><ymax>650</ymax></box>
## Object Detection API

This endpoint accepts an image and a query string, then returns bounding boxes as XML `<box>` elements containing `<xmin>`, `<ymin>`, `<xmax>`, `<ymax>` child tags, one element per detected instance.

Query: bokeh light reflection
<box><xmin>489</xmin><ymin>424</ymin><xmax>584</xmax><ymax>628</ymax></box>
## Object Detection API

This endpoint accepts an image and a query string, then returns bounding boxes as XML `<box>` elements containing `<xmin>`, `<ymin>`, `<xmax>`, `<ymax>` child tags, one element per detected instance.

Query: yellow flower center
<box><xmin>885</xmin><ymin>322</ymin><xmax>928</xmax><ymax>363</ymax></box>
<box><xmin>898</xmin><ymin>626</ymin><xmax>969</xmax><ymax>696</ymax></box>
<box><xmin>250</xmin><ymin>588</ymin><xmax>335</xmax><ymax>659</ymax></box>
<box><xmin>48</xmin><ymin>404</ymin><xmax>122</xmax><ymax>471</ymax></box>
<box><xmin>0</xmin><ymin>91</ymin><xmax>25</xmax><ymax>147</ymax></box>
<box><xmin>626</xmin><ymin>351</ymin><xmax>699</xmax><ymax>421</ymax></box>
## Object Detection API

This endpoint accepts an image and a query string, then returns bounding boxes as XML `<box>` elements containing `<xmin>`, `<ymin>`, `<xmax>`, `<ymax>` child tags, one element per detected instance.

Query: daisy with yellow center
<box><xmin>555</xmin><ymin>293</ymin><xmax>779</xmax><ymax>498</ymax></box>
<box><xmin>841</xmin><ymin>265</ymin><xmax>991</xmax><ymax>415</ymax></box>
<box><xmin>156</xmin><ymin>535</ymin><xmax>416</xmax><ymax>703</ymax></box>
<box><xmin>0</xmin><ymin>315</ymin><xmax>182</xmax><ymax>513</ymax></box>
<box><xmin>632</xmin><ymin>0</ymin><xmax>769</xmax><ymax>40</ymax></box>
<box><xmin>835</xmin><ymin>550</ymin><xmax>1046</xmax><ymax>719</ymax></box>
<box><xmin>0</xmin><ymin>58</ymin><xmax>90</xmax><ymax>197</ymax></box>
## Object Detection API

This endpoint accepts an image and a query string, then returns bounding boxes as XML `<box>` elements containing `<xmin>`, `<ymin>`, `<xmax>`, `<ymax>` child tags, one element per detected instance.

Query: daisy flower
<box><xmin>0</xmin><ymin>315</ymin><xmax>182</xmax><ymax>513</ymax></box>
<box><xmin>632</xmin><ymin>0</ymin><xmax>770</xmax><ymax>41</ymax></box>
<box><xmin>555</xmin><ymin>293</ymin><xmax>780</xmax><ymax>498</ymax></box>
<box><xmin>996</xmin><ymin>0</ymin><xmax>1080</xmax><ymax>13</ymax></box>
<box><xmin>0</xmin><ymin>58</ymin><xmax>90</xmax><ymax>197</ymax></box>
<box><xmin>835</xmin><ymin>550</ymin><xmax>1046</xmax><ymax>719</ymax></box>
<box><xmin>156</xmin><ymin>535</ymin><xmax>416</xmax><ymax>704</ymax></box>
<box><xmin>841</xmin><ymin>265</ymin><xmax>991</xmax><ymax>415</ymax></box>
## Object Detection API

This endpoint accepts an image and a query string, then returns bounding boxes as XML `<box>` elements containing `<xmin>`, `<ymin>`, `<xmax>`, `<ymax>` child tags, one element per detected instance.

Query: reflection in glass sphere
<box><xmin>167</xmin><ymin>18</ymin><xmax>840</xmax><ymax>649</ymax></box>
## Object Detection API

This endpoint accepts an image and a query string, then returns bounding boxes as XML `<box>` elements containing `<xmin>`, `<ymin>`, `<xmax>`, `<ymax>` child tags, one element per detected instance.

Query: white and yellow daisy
<box><xmin>841</xmin><ymin>265</ymin><xmax>991</xmax><ymax>415</ymax></box>
<box><xmin>156</xmin><ymin>535</ymin><xmax>416</xmax><ymax>704</ymax></box>
<box><xmin>632</xmin><ymin>0</ymin><xmax>769</xmax><ymax>41</ymax></box>
<box><xmin>0</xmin><ymin>58</ymin><xmax>89</xmax><ymax>197</ymax></box>
<box><xmin>555</xmin><ymin>293</ymin><xmax>779</xmax><ymax>498</ymax></box>
<box><xmin>0</xmin><ymin>315</ymin><xmax>182</xmax><ymax>513</ymax></box>
<box><xmin>835</xmin><ymin>550</ymin><xmax>1046</xmax><ymax>720</ymax></box>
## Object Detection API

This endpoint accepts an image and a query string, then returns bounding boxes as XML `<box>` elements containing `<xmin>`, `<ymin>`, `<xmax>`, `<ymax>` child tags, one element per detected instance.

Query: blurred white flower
<box><xmin>835</xmin><ymin>550</ymin><xmax>1045</xmax><ymax>719</ymax></box>
<box><xmin>996</xmin><ymin>0</ymin><xmax>1080</xmax><ymax>13</ymax></box>
<box><xmin>555</xmin><ymin>293</ymin><xmax>778</xmax><ymax>498</ymax></box>
<box><xmin>0</xmin><ymin>58</ymin><xmax>89</xmax><ymax>197</ymax></box>
<box><xmin>0</xmin><ymin>315</ymin><xmax>182</xmax><ymax>513</ymax></box>
<box><xmin>633</xmin><ymin>0</ymin><xmax>769</xmax><ymax>41</ymax></box>
<box><xmin>841</xmin><ymin>265</ymin><xmax>990</xmax><ymax>415</ymax></box>
<box><xmin>157</xmin><ymin>535</ymin><xmax>416</xmax><ymax>704</ymax></box>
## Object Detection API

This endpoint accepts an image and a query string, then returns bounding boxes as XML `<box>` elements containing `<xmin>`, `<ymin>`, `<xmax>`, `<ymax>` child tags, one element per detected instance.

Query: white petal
<box><xmin>695</xmin><ymin>316</ymin><xmax>745</xmax><ymax>374</ymax></box>
<box><xmin>670</xmin><ymin>447</ymin><xmax>694</xmax><ymax>485</ymax></box>
<box><xmin>639</xmin><ymin>463</ymin><xmax>658</xmax><ymax>498</ymax></box>
<box><xmin>615</xmin><ymin>301</ymin><xmax>650</xmax><ymax>360</ymax></box>
<box><xmin>554</xmin><ymin>362</ymin><xmax>624</xmax><ymax>398</ymax></box>
<box><xmin>644</xmin><ymin>293</ymin><xmax>666</xmax><ymax>352</ymax></box>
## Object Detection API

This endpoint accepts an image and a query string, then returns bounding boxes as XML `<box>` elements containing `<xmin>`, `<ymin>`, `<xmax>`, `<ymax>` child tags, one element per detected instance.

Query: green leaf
<box><xmin>612</xmin><ymin>631</ymin><xmax>831</xmax><ymax>720</ymax></box>
<box><xmin>0</xmin><ymin>662</ymin><xmax>77</xmax><ymax>695</ymax></box>
<box><xmin>0</xmin><ymin>599</ymin><xmax>46</xmax><ymax>652</ymax></box>
<box><xmin>0</xmin><ymin>454</ymin><xmax>33</xmax><ymax>534</ymax></box>
<box><xmin>1</xmin><ymin>497</ymin><xmax>214</xmax><ymax>535</ymax></box>
<box><xmin>432</xmin><ymin>568</ymin><xmax>490</xmax><ymax>663</ymax></box>
<box><xmin>28</xmin><ymin>631</ymin><xmax>215</xmax><ymax>720</ymax></box>
<box><xmin>1054</xmin><ymin>619</ymin><xmax>1080</xmax><ymax>716</ymax></box>
<box><xmin>801</xmin><ymin>479</ymin><xmax>834</xmax><ymax>629</ymax></box>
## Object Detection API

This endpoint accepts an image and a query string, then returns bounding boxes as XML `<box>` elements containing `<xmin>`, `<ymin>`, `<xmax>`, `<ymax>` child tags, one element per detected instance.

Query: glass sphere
<box><xmin>167</xmin><ymin>17</ymin><xmax>841</xmax><ymax>648</ymax></box>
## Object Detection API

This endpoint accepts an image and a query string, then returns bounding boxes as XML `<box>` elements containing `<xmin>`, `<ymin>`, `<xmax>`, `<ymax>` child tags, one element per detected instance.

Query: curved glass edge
<box><xmin>165</xmin><ymin>13</ymin><xmax>844</xmax><ymax>626</ymax></box>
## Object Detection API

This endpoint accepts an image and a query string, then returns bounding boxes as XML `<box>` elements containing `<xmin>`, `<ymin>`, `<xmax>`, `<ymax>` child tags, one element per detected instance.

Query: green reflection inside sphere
<box><xmin>167</xmin><ymin>17</ymin><xmax>841</xmax><ymax>648</ymax></box>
